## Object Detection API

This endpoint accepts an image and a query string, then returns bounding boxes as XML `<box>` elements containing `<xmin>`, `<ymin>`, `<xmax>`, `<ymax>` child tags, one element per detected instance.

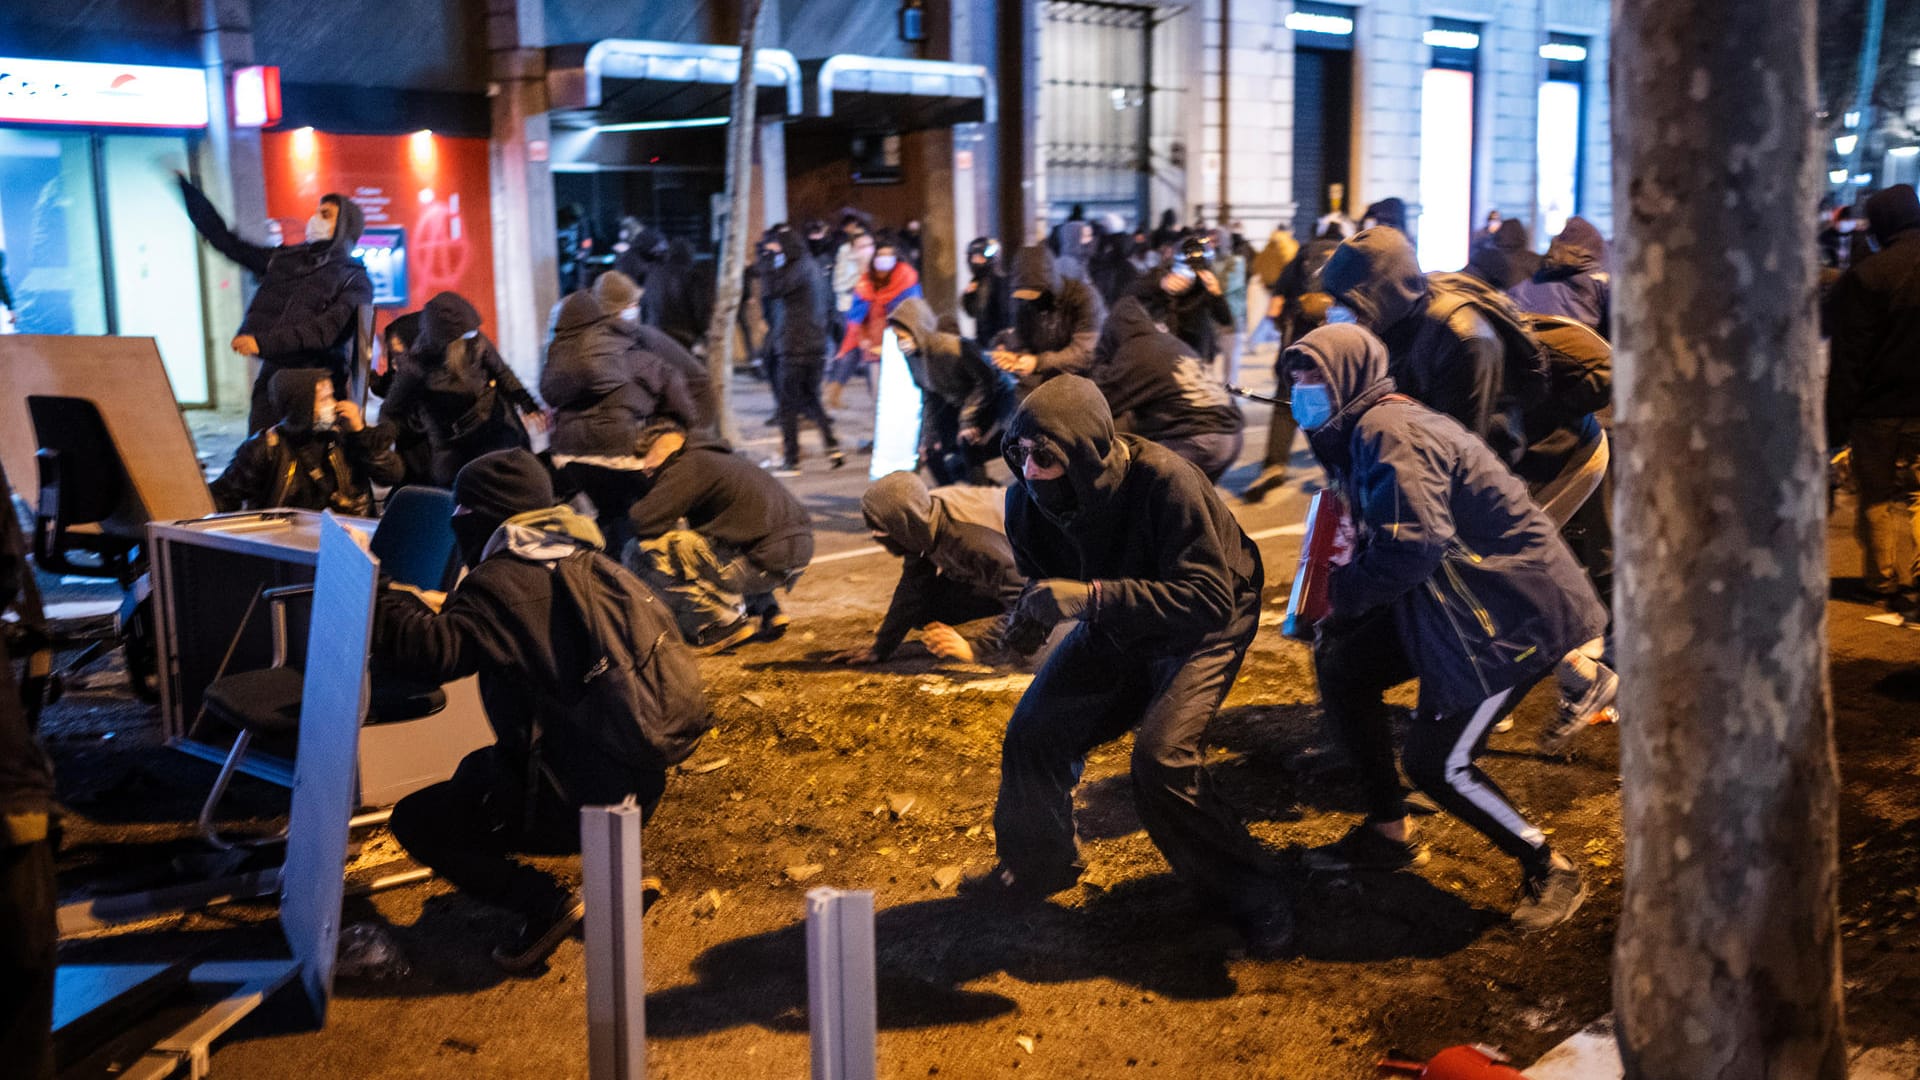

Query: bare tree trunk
<box><xmin>1611</xmin><ymin>0</ymin><xmax>1845</xmax><ymax>1076</ymax></box>
<box><xmin>701</xmin><ymin>0</ymin><xmax>766</xmax><ymax>448</ymax></box>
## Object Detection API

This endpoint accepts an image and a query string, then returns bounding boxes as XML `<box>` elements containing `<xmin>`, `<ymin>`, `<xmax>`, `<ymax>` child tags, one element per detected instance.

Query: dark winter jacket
<box><xmin>209</xmin><ymin>368</ymin><xmax>404</xmax><ymax>515</ymax></box>
<box><xmin>889</xmin><ymin>298</ymin><xmax>1017</xmax><ymax>440</ymax></box>
<box><xmin>629</xmin><ymin>322</ymin><xmax>720</xmax><ymax>440</ymax></box>
<box><xmin>542</xmin><ymin>292</ymin><xmax>698</xmax><ymax>459</ymax></box>
<box><xmin>962</xmin><ymin>256</ymin><xmax>1014</xmax><ymax>346</ymax></box>
<box><xmin>862</xmin><ymin>472</ymin><xmax>1027</xmax><ymax>661</ymax></box>
<box><xmin>627</xmin><ymin>436</ymin><xmax>815</xmax><ymax>575</ymax></box>
<box><xmin>1322</xmin><ymin>228</ymin><xmax>1516</xmax><ymax>460</ymax></box>
<box><xmin>383</xmin><ymin>293</ymin><xmax>539</xmax><ymax>446</ymax></box>
<box><xmin>374</xmin><ymin>506</ymin><xmax>703</xmax><ymax>801</ymax></box>
<box><xmin>370</xmin><ymin>312</ymin><xmax>435</xmax><ymax>485</ymax></box>
<box><xmin>1827</xmin><ymin>185</ymin><xmax>1920</xmax><ymax>440</ymax></box>
<box><xmin>992</xmin><ymin>246</ymin><xmax>1108</xmax><ymax>391</ymax></box>
<box><xmin>1092</xmin><ymin>298</ymin><xmax>1243</xmax><ymax>443</ymax></box>
<box><xmin>179</xmin><ymin>178</ymin><xmax>371</xmax><ymax>381</ymax></box>
<box><xmin>0</xmin><ymin>515</ymin><xmax>53</xmax><ymax>835</ymax></box>
<box><xmin>1509</xmin><ymin>217</ymin><xmax>1611</xmax><ymax>335</ymax></box>
<box><xmin>761</xmin><ymin>227</ymin><xmax>831</xmax><ymax>359</ymax></box>
<box><xmin>1124</xmin><ymin>266</ymin><xmax>1235</xmax><ymax>362</ymax></box>
<box><xmin>1466</xmin><ymin>219</ymin><xmax>1542</xmax><ymax>290</ymax></box>
<box><xmin>1291</xmin><ymin>324</ymin><xmax>1605</xmax><ymax>715</ymax></box>
<box><xmin>1002</xmin><ymin>375</ymin><xmax>1262</xmax><ymax>657</ymax></box>
<box><xmin>640</xmin><ymin>241</ymin><xmax>714</xmax><ymax>350</ymax></box>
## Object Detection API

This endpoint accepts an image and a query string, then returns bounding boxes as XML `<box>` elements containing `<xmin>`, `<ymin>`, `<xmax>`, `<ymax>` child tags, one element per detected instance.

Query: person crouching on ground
<box><xmin>1090</xmin><ymin>297</ymin><xmax>1245</xmax><ymax>483</ymax></box>
<box><xmin>625</xmin><ymin>420</ymin><xmax>815</xmax><ymax>653</ymax></box>
<box><xmin>1286</xmin><ymin>324</ymin><xmax>1602</xmax><ymax>932</ymax></box>
<box><xmin>209</xmin><ymin>368</ymin><xmax>403</xmax><ymax>515</ymax></box>
<box><xmin>377</xmin><ymin>449</ymin><xmax>706</xmax><ymax>972</ymax></box>
<box><xmin>958</xmin><ymin>376</ymin><xmax>1292</xmax><ymax>958</ymax></box>
<box><xmin>829</xmin><ymin>471</ymin><xmax>1036</xmax><ymax>668</ymax></box>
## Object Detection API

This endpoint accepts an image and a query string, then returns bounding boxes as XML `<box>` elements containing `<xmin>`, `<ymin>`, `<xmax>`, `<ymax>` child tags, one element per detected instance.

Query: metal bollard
<box><xmin>805</xmin><ymin>887</ymin><xmax>877</xmax><ymax>1080</ymax></box>
<box><xmin>582</xmin><ymin>799</ymin><xmax>647</xmax><ymax>1080</ymax></box>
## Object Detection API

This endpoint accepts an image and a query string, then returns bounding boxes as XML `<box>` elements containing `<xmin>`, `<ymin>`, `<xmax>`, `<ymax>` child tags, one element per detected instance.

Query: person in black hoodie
<box><xmin>625</xmin><ymin>420</ymin><xmax>816</xmax><ymax>653</ymax></box>
<box><xmin>829</xmin><ymin>472</ymin><xmax>1032</xmax><ymax>667</ymax></box>
<box><xmin>592</xmin><ymin>271</ymin><xmax>720</xmax><ymax>439</ymax></box>
<box><xmin>1092</xmin><ymin>298</ymin><xmax>1244</xmax><ymax>482</ymax></box>
<box><xmin>958</xmin><ymin>376</ymin><xmax>1290</xmax><ymax>957</ymax></box>
<box><xmin>378</xmin><ymin>449</ymin><xmax>705</xmax><ymax>972</ymax></box>
<box><xmin>541</xmin><ymin>290</ymin><xmax>697</xmax><ymax>546</ymax></box>
<box><xmin>209</xmin><ymin>367</ymin><xmax>404</xmax><ymax>515</ymax></box>
<box><xmin>178</xmin><ymin>176</ymin><xmax>372</xmax><ymax>432</ymax></box>
<box><xmin>0</xmin><ymin>514</ymin><xmax>56</xmax><ymax>1079</ymax></box>
<box><xmin>1285</xmin><ymin>324</ymin><xmax>1602</xmax><ymax>931</ymax></box>
<box><xmin>888</xmin><ymin>297</ymin><xmax>1017</xmax><ymax>486</ymax></box>
<box><xmin>962</xmin><ymin>237</ymin><xmax>1013</xmax><ymax>347</ymax></box>
<box><xmin>989</xmin><ymin>246</ymin><xmax>1107</xmax><ymax>394</ymax></box>
<box><xmin>1124</xmin><ymin>234</ymin><xmax>1235</xmax><ymax>366</ymax></box>
<box><xmin>381</xmin><ymin>292</ymin><xmax>543</xmax><ymax>486</ymax></box>
<box><xmin>1361</xmin><ymin>197</ymin><xmax>1408</xmax><ymax>233</ymax></box>
<box><xmin>759</xmin><ymin>226</ymin><xmax>843</xmax><ymax>473</ymax></box>
<box><xmin>1510</xmin><ymin>217</ymin><xmax>1611</xmax><ymax>335</ymax></box>
<box><xmin>1465</xmin><ymin>218</ymin><xmax>1543</xmax><ymax>291</ymax></box>
<box><xmin>639</xmin><ymin>239</ymin><xmax>714</xmax><ymax>350</ymax></box>
<box><xmin>1320</xmin><ymin>227</ymin><xmax>1518</xmax><ymax>461</ymax></box>
<box><xmin>1828</xmin><ymin>184</ymin><xmax>1920</xmax><ymax>617</ymax></box>
<box><xmin>371</xmin><ymin>313</ymin><xmax>436</xmax><ymax>487</ymax></box>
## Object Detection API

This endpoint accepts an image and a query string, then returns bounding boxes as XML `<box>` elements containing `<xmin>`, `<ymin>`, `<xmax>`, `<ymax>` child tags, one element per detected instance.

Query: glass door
<box><xmin>0</xmin><ymin>128</ymin><xmax>106</xmax><ymax>337</ymax></box>
<box><xmin>102</xmin><ymin>135</ymin><xmax>209</xmax><ymax>405</ymax></box>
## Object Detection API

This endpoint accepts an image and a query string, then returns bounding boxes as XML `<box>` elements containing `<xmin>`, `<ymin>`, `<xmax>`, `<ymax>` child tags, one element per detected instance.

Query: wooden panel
<box><xmin>0</xmin><ymin>334</ymin><xmax>215</xmax><ymax>523</ymax></box>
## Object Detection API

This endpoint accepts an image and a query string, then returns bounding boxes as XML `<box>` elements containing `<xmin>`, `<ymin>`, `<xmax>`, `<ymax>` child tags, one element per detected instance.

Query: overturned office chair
<box><xmin>194</xmin><ymin>486</ymin><xmax>462</xmax><ymax>848</ymax></box>
<box><xmin>28</xmin><ymin>395</ymin><xmax>144</xmax><ymax>587</ymax></box>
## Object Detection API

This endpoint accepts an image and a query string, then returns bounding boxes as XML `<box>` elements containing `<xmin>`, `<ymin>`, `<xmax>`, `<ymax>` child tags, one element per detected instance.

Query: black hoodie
<box><xmin>1092</xmin><ymin>298</ymin><xmax>1242</xmax><ymax>442</ymax></box>
<box><xmin>889</xmin><ymin>298</ymin><xmax>1017</xmax><ymax>437</ymax></box>
<box><xmin>627</xmin><ymin>436</ymin><xmax>815</xmax><ymax>574</ymax></box>
<box><xmin>179</xmin><ymin>178</ymin><xmax>372</xmax><ymax>378</ymax></box>
<box><xmin>1001</xmin><ymin>375</ymin><xmax>1260</xmax><ymax>656</ymax></box>
<box><xmin>209</xmin><ymin>367</ymin><xmax>403</xmax><ymax>515</ymax></box>
<box><xmin>1466</xmin><ymin>218</ymin><xmax>1542</xmax><ymax>290</ymax></box>
<box><xmin>383</xmin><ymin>292</ymin><xmax>539</xmax><ymax>446</ymax></box>
<box><xmin>862</xmin><ymin>472</ymin><xmax>1026</xmax><ymax>661</ymax></box>
<box><xmin>1509</xmin><ymin>217</ymin><xmax>1610</xmax><ymax>334</ymax></box>
<box><xmin>1288</xmin><ymin>325</ymin><xmax>1605</xmax><ymax>714</ymax></box>
<box><xmin>990</xmin><ymin>246</ymin><xmax>1107</xmax><ymax>390</ymax></box>
<box><xmin>1828</xmin><ymin>184</ymin><xmax>1920</xmax><ymax>435</ymax></box>
<box><xmin>542</xmin><ymin>291</ymin><xmax>698</xmax><ymax>458</ymax></box>
<box><xmin>760</xmin><ymin>225</ymin><xmax>831</xmax><ymax>358</ymax></box>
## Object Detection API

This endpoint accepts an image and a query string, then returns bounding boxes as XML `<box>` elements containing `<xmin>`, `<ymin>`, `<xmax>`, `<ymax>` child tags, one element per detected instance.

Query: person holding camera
<box><xmin>1124</xmin><ymin>234</ymin><xmax>1235</xmax><ymax>370</ymax></box>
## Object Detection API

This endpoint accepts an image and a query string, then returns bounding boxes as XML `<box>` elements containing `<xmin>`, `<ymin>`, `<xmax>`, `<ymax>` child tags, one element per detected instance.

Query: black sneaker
<box><xmin>1231</xmin><ymin>900</ymin><xmax>1296</xmax><ymax>960</ymax></box>
<box><xmin>956</xmin><ymin>862</ymin><xmax>1080</xmax><ymax>903</ymax></box>
<box><xmin>1512</xmin><ymin>854</ymin><xmax>1588</xmax><ymax>932</ymax></box>
<box><xmin>492</xmin><ymin>892</ymin><xmax>585</xmax><ymax>975</ymax></box>
<box><xmin>756</xmin><ymin>604</ymin><xmax>791</xmax><ymax>642</ymax></box>
<box><xmin>1239</xmin><ymin>466</ymin><xmax>1288</xmax><ymax>505</ymax></box>
<box><xmin>1302</xmin><ymin>823</ymin><xmax>1429</xmax><ymax>872</ymax></box>
<box><xmin>696</xmin><ymin>617</ymin><xmax>759</xmax><ymax>655</ymax></box>
<box><xmin>827</xmin><ymin>449</ymin><xmax>847</xmax><ymax>470</ymax></box>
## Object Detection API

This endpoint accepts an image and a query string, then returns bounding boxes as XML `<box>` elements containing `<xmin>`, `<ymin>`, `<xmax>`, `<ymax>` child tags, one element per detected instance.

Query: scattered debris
<box><xmin>886</xmin><ymin>793</ymin><xmax>917</xmax><ymax>819</ymax></box>
<box><xmin>693</xmin><ymin>889</ymin><xmax>726</xmax><ymax>918</ymax></box>
<box><xmin>932</xmin><ymin>866</ymin><xmax>962</xmax><ymax>890</ymax></box>
<box><xmin>740</xmin><ymin>692</ymin><xmax>767</xmax><ymax>708</ymax></box>
<box><xmin>785</xmin><ymin>863</ymin><xmax>825</xmax><ymax>883</ymax></box>
<box><xmin>1015</xmin><ymin>1035</ymin><xmax>1036</xmax><ymax>1055</ymax></box>
<box><xmin>917</xmin><ymin>674</ymin><xmax>1035</xmax><ymax>696</ymax></box>
<box><xmin>679</xmin><ymin>756</ymin><xmax>732</xmax><ymax>775</ymax></box>
<box><xmin>336</xmin><ymin>922</ymin><xmax>410</xmax><ymax>981</ymax></box>
<box><xmin>439</xmin><ymin>1038</ymin><xmax>480</xmax><ymax>1056</ymax></box>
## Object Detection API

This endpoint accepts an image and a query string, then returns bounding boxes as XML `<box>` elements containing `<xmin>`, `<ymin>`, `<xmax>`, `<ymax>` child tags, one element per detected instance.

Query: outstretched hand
<box><xmin>922</xmin><ymin>623</ymin><xmax>975</xmax><ymax>663</ymax></box>
<box><xmin>828</xmin><ymin>647</ymin><xmax>881</xmax><ymax>665</ymax></box>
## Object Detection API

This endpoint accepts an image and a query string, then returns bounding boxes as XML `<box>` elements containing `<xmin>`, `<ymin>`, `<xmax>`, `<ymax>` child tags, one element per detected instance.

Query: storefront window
<box><xmin>1417</xmin><ymin>20</ymin><xmax>1481</xmax><ymax>272</ymax></box>
<box><xmin>102</xmin><ymin>135</ymin><xmax>209</xmax><ymax>404</ymax></box>
<box><xmin>0</xmin><ymin>129</ymin><xmax>106</xmax><ymax>337</ymax></box>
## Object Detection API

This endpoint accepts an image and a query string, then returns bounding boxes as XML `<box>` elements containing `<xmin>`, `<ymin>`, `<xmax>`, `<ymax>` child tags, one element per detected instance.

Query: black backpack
<box><xmin>1426</xmin><ymin>271</ymin><xmax>1553</xmax><ymax>411</ymax></box>
<box><xmin>551</xmin><ymin>549</ymin><xmax>710</xmax><ymax>767</ymax></box>
<box><xmin>1526</xmin><ymin>314</ymin><xmax>1612</xmax><ymax>425</ymax></box>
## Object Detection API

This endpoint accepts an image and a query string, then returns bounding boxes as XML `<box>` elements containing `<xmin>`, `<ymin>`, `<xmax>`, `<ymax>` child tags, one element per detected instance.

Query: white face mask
<box><xmin>872</xmin><ymin>255</ymin><xmax>898</xmax><ymax>274</ymax></box>
<box><xmin>312</xmin><ymin>402</ymin><xmax>337</xmax><ymax>431</ymax></box>
<box><xmin>621</xmin><ymin>305</ymin><xmax>640</xmax><ymax>323</ymax></box>
<box><xmin>305</xmin><ymin>212</ymin><xmax>334</xmax><ymax>244</ymax></box>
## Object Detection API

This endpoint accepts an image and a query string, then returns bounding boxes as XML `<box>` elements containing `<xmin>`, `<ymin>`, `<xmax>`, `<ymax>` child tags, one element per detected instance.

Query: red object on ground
<box><xmin>1282</xmin><ymin>488</ymin><xmax>1354</xmax><ymax>640</ymax></box>
<box><xmin>1418</xmin><ymin>1046</ymin><xmax>1528</xmax><ymax>1079</ymax></box>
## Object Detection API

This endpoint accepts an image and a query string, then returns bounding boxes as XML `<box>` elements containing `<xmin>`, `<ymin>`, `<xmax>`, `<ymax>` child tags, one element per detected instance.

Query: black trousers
<box><xmin>389</xmin><ymin>746</ymin><xmax>667</xmax><ymax>920</ymax></box>
<box><xmin>0</xmin><ymin>840</ymin><xmax>55</xmax><ymax>1080</ymax></box>
<box><xmin>1312</xmin><ymin>609</ymin><xmax>1551</xmax><ymax>870</ymax></box>
<box><xmin>991</xmin><ymin>583</ymin><xmax>1279</xmax><ymax>916</ymax></box>
<box><xmin>919</xmin><ymin>399</ymin><xmax>997</xmax><ymax>486</ymax></box>
<box><xmin>778</xmin><ymin>353</ymin><xmax>837</xmax><ymax>464</ymax></box>
<box><xmin>563</xmin><ymin>462</ymin><xmax>652</xmax><ymax>555</ymax></box>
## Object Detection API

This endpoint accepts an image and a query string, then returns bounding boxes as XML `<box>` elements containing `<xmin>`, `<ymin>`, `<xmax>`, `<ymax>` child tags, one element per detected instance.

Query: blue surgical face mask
<box><xmin>1326</xmin><ymin>304</ymin><xmax>1358</xmax><ymax>325</ymax></box>
<box><xmin>1290</xmin><ymin>383</ymin><xmax>1336</xmax><ymax>430</ymax></box>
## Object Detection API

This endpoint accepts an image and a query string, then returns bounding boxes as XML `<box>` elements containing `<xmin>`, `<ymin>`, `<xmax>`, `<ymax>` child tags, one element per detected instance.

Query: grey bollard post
<box><xmin>582</xmin><ymin>798</ymin><xmax>647</xmax><ymax>1080</ymax></box>
<box><xmin>805</xmin><ymin>887</ymin><xmax>877</xmax><ymax>1080</ymax></box>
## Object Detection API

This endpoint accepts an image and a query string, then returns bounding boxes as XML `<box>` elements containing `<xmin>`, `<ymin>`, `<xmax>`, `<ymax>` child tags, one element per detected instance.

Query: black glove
<box><xmin>1015</xmin><ymin>579</ymin><xmax>1093</xmax><ymax>628</ymax></box>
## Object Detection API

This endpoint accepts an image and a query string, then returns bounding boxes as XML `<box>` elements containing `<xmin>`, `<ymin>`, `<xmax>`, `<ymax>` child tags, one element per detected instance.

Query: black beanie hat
<box><xmin>453</xmin><ymin>449</ymin><xmax>554</xmax><ymax>525</ymax></box>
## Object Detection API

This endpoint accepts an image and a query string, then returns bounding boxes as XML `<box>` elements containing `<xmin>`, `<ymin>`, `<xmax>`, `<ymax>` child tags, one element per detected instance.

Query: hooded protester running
<box><xmin>1283</xmin><ymin>323</ymin><xmax>1605</xmax><ymax>932</ymax></box>
<box><xmin>962</xmin><ymin>237</ymin><xmax>1014</xmax><ymax>347</ymax></box>
<box><xmin>989</xmin><ymin>246</ymin><xmax>1107</xmax><ymax>394</ymax></box>
<box><xmin>377</xmin><ymin>449</ymin><xmax>706</xmax><ymax>973</ymax></box>
<box><xmin>381</xmin><ymin>291</ymin><xmax>542</xmax><ymax>486</ymax></box>
<box><xmin>592</xmin><ymin>271</ymin><xmax>721</xmax><ymax>440</ymax></box>
<box><xmin>637</xmin><ymin>239</ymin><xmax>715</xmax><ymax>350</ymax></box>
<box><xmin>760</xmin><ymin>225</ymin><xmax>842</xmax><ymax>473</ymax></box>
<box><xmin>178</xmin><ymin>176</ymin><xmax>371</xmax><ymax>432</ymax></box>
<box><xmin>958</xmin><ymin>376</ymin><xmax>1291</xmax><ymax>958</ymax></box>
<box><xmin>829</xmin><ymin>472</ymin><xmax>1031</xmax><ymax>667</ymax></box>
<box><xmin>888</xmin><ymin>298</ymin><xmax>1017</xmax><ymax>486</ymax></box>
<box><xmin>209</xmin><ymin>367</ymin><xmax>403</xmax><ymax>515</ymax></box>
<box><xmin>1510</xmin><ymin>217</ymin><xmax>1611</xmax><ymax>334</ymax></box>
<box><xmin>1091</xmin><ymin>297</ymin><xmax>1244</xmax><ymax>482</ymax></box>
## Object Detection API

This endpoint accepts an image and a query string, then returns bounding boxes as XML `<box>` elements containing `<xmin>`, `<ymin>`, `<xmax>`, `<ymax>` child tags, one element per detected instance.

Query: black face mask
<box><xmin>1025</xmin><ymin>477</ymin><xmax>1078</xmax><ymax>521</ymax></box>
<box><xmin>874</xmin><ymin>535</ymin><xmax>912</xmax><ymax>558</ymax></box>
<box><xmin>451</xmin><ymin>514</ymin><xmax>499</xmax><ymax>569</ymax></box>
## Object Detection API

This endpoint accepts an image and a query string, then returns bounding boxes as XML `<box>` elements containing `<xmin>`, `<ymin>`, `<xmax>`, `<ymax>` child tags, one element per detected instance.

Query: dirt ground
<box><xmin>35</xmin><ymin>394</ymin><xmax>1920</xmax><ymax>1078</ymax></box>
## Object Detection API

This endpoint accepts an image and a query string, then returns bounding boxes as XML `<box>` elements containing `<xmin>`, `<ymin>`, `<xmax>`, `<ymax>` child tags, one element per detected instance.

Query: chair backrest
<box><xmin>369</xmin><ymin>486</ymin><xmax>459</xmax><ymax>591</ymax></box>
<box><xmin>26</xmin><ymin>395</ymin><xmax>129</xmax><ymax>525</ymax></box>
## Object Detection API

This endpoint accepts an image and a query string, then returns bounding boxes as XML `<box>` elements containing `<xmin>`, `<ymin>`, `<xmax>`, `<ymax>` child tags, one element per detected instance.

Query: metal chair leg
<box><xmin>197</xmin><ymin>731</ymin><xmax>252</xmax><ymax>851</ymax></box>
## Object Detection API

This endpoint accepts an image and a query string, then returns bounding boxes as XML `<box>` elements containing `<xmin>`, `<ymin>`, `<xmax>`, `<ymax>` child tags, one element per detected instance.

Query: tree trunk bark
<box><xmin>1611</xmin><ymin>1</ymin><xmax>1845</xmax><ymax>1076</ymax></box>
<box><xmin>701</xmin><ymin>0</ymin><xmax>766</xmax><ymax>448</ymax></box>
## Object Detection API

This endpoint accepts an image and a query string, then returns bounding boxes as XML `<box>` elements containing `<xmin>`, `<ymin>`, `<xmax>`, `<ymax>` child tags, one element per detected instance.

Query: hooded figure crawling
<box><xmin>957</xmin><ymin>376</ymin><xmax>1293</xmax><ymax>957</ymax></box>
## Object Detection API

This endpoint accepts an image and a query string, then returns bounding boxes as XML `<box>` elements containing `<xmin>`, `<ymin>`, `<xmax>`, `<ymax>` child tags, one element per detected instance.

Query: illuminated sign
<box><xmin>353</xmin><ymin>226</ymin><xmax>409</xmax><ymax>306</ymax></box>
<box><xmin>1539</xmin><ymin>43</ymin><xmax>1588</xmax><ymax>63</ymax></box>
<box><xmin>0</xmin><ymin>56</ymin><xmax>209</xmax><ymax>128</ymax></box>
<box><xmin>1424</xmin><ymin>29</ymin><xmax>1482</xmax><ymax>50</ymax></box>
<box><xmin>232</xmin><ymin>65</ymin><xmax>281</xmax><ymax>128</ymax></box>
<box><xmin>1286</xmin><ymin>12</ymin><xmax>1354</xmax><ymax>35</ymax></box>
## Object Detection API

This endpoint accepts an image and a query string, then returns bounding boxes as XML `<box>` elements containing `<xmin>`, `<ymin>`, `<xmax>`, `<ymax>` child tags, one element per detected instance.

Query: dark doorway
<box><xmin>1291</xmin><ymin>46</ymin><xmax>1353</xmax><ymax>238</ymax></box>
